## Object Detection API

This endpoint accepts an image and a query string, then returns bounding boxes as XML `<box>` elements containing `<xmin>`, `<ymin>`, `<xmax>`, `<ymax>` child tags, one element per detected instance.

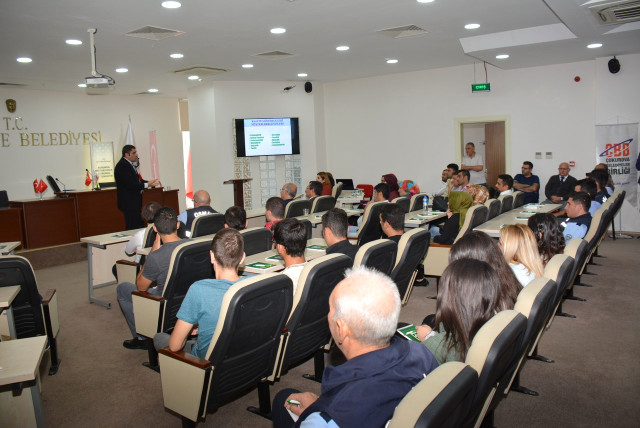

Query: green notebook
<box><xmin>265</xmin><ymin>254</ymin><xmax>284</xmax><ymax>261</ymax></box>
<box><xmin>397</xmin><ymin>324</ymin><xmax>421</xmax><ymax>342</ymax></box>
<box><xmin>306</xmin><ymin>244</ymin><xmax>327</xmax><ymax>250</ymax></box>
<box><xmin>246</xmin><ymin>262</ymin><xmax>275</xmax><ymax>269</ymax></box>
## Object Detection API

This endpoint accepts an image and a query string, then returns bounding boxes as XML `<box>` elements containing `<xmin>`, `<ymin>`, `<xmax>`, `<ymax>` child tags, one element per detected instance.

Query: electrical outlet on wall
<box><xmin>535</xmin><ymin>152</ymin><xmax>542</xmax><ymax>159</ymax></box>
<box><xmin>546</xmin><ymin>152</ymin><xmax>553</xmax><ymax>159</ymax></box>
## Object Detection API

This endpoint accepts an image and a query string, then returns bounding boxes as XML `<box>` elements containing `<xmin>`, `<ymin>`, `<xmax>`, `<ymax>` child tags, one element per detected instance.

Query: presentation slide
<box><xmin>243</xmin><ymin>118</ymin><xmax>293</xmax><ymax>156</ymax></box>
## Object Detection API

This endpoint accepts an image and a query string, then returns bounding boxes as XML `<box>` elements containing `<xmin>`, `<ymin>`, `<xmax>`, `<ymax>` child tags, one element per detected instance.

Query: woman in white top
<box><xmin>499</xmin><ymin>224</ymin><xmax>544</xmax><ymax>287</ymax></box>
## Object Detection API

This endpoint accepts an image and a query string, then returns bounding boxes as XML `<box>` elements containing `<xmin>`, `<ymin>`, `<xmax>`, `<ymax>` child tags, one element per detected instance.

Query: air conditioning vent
<box><xmin>125</xmin><ymin>26</ymin><xmax>185</xmax><ymax>40</ymax></box>
<box><xmin>0</xmin><ymin>82</ymin><xmax>27</xmax><ymax>87</ymax></box>
<box><xmin>253</xmin><ymin>51</ymin><xmax>296</xmax><ymax>60</ymax></box>
<box><xmin>589</xmin><ymin>0</ymin><xmax>640</xmax><ymax>24</ymax></box>
<box><xmin>377</xmin><ymin>25</ymin><xmax>430</xmax><ymax>39</ymax></box>
<box><xmin>173</xmin><ymin>66</ymin><xmax>228</xmax><ymax>76</ymax></box>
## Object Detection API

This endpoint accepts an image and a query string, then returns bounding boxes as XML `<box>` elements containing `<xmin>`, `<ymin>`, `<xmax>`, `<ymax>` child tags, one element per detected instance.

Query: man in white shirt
<box><xmin>496</xmin><ymin>174</ymin><xmax>514</xmax><ymax>197</ymax></box>
<box><xmin>461</xmin><ymin>142</ymin><xmax>486</xmax><ymax>185</ymax></box>
<box><xmin>273</xmin><ymin>218</ymin><xmax>308</xmax><ymax>294</ymax></box>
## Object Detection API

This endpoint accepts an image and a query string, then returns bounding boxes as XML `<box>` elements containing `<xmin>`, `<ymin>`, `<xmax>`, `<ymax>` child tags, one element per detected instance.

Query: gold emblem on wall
<box><xmin>6</xmin><ymin>99</ymin><xmax>16</xmax><ymax>113</ymax></box>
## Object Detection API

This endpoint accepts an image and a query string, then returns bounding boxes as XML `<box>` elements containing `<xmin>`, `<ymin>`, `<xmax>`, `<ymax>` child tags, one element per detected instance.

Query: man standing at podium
<box><xmin>115</xmin><ymin>145</ymin><xmax>160</xmax><ymax>229</ymax></box>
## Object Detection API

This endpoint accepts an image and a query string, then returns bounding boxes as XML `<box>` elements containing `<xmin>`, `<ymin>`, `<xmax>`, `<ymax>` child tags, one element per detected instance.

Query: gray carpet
<box><xmin>33</xmin><ymin>236</ymin><xmax>639</xmax><ymax>427</ymax></box>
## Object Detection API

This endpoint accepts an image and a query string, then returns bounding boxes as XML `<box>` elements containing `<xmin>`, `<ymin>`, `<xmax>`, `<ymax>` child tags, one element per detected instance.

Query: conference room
<box><xmin>1</xmin><ymin>0</ymin><xmax>639</xmax><ymax>426</ymax></box>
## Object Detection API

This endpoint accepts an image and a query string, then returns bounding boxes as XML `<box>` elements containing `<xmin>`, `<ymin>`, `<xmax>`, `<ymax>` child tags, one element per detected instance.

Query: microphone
<box><xmin>55</xmin><ymin>177</ymin><xmax>67</xmax><ymax>191</ymax></box>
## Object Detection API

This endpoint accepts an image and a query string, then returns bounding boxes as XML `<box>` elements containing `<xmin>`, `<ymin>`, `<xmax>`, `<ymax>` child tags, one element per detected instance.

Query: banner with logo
<box><xmin>149</xmin><ymin>130</ymin><xmax>160</xmax><ymax>181</ymax></box>
<box><xmin>595</xmin><ymin>123</ymin><xmax>638</xmax><ymax>208</ymax></box>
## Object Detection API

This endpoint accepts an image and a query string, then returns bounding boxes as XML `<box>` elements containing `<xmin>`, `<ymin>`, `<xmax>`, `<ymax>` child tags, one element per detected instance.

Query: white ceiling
<box><xmin>1</xmin><ymin>0</ymin><xmax>639</xmax><ymax>98</ymax></box>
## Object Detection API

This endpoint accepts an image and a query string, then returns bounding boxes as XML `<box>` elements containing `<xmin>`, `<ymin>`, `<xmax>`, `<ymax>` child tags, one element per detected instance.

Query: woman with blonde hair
<box><xmin>499</xmin><ymin>224</ymin><xmax>544</xmax><ymax>286</ymax></box>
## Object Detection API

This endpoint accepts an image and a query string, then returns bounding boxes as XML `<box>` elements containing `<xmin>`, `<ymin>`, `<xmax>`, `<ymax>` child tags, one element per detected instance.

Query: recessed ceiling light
<box><xmin>465</xmin><ymin>23</ymin><xmax>480</xmax><ymax>30</ymax></box>
<box><xmin>242</xmin><ymin>64</ymin><xmax>254</xmax><ymax>68</ymax></box>
<box><xmin>386</xmin><ymin>59</ymin><xmax>398</xmax><ymax>64</ymax></box>
<box><xmin>417</xmin><ymin>0</ymin><xmax>435</xmax><ymax>3</ymax></box>
<box><xmin>16</xmin><ymin>57</ymin><xmax>32</xmax><ymax>63</ymax></box>
<box><xmin>148</xmin><ymin>88</ymin><xmax>159</xmax><ymax>93</ymax></box>
<box><xmin>336</xmin><ymin>46</ymin><xmax>350</xmax><ymax>51</ymax></box>
<box><xmin>65</xmin><ymin>39</ymin><xmax>83</xmax><ymax>45</ymax></box>
<box><xmin>270</xmin><ymin>27</ymin><xmax>286</xmax><ymax>34</ymax></box>
<box><xmin>496</xmin><ymin>54</ymin><xmax>509</xmax><ymax>59</ymax></box>
<box><xmin>115</xmin><ymin>68</ymin><xmax>128</xmax><ymax>73</ymax></box>
<box><xmin>77</xmin><ymin>83</ymin><xmax>87</xmax><ymax>88</ymax></box>
<box><xmin>170</xmin><ymin>53</ymin><xmax>184</xmax><ymax>59</ymax></box>
<box><xmin>587</xmin><ymin>43</ymin><xmax>602</xmax><ymax>49</ymax></box>
<box><xmin>188</xmin><ymin>75</ymin><xmax>199</xmax><ymax>80</ymax></box>
<box><xmin>161</xmin><ymin>1</ymin><xmax>181</xmax><ymax>9</ymax></box>
<box><xmin>298</xmin><ymin>73</ymin><xmax>308</xmax><ymax>77</ymax></box>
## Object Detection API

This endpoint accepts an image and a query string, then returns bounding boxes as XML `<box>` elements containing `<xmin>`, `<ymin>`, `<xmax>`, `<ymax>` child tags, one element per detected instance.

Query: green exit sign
<box><xmin>471</xmin><ymin>83</ymin><xmax>491</xmax><ymax>92</ymax></box>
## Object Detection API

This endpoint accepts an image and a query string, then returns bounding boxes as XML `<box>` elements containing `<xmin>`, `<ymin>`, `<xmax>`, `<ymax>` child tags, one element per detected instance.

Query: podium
<box><xmin>223</xmin><ymin>178</ymin><xmax>252</xmax><ymax>207</ymax></box>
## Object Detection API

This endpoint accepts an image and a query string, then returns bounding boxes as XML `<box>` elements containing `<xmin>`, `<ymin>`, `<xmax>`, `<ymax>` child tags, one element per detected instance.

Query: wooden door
<box><xmin>484</xmin><ymin>122</ymin><xmax>505</xmax><ymax>189</ymax></box>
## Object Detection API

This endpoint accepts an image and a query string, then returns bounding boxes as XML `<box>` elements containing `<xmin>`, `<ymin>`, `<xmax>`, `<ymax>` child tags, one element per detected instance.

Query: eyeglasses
<box><xmin>558</xmin><ymin>167</ymin><xmax>570</xmax><ymax>170</ymax></box>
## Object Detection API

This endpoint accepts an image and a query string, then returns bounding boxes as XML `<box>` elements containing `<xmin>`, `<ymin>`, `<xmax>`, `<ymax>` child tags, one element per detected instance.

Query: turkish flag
<box><xmin>33</xmin><ymin>179</ymin><xmax>39</xmax><ymax>193</ymax></box>
<box><xmin>37</xmin><ymin>179</ymin><xmax>48</xmax><ymax>194</ymax></box>
<box><xmin>85</xmin><ymin>170</ymin><xmax>92</xmax><ymax>186</ymax></box>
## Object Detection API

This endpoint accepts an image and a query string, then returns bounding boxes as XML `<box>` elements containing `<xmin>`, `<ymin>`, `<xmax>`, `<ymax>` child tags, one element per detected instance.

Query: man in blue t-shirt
<box><xmin>513</xmin><ymin>161</ymin><xmax>540</xmax><ymax>204</ymax></box>
<box><xmin>153</xmin><ymin>228</ymin><xmax>245</xmax><ymax>358</ymax></box>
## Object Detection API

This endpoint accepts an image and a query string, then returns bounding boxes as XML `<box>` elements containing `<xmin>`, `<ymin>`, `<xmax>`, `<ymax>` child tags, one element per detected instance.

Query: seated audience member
<box><xmin>448</xmin><ymin>231</ymin><xmax>522</xmax><ymax>311</ymax></box>
<box><xmin>280</xmin><ymin>183</ymin><xmax>298</xmax><ymax>206</ymax></box>
<box><xmin>398</xmin><ymin>179</ymin><xmax>420</xmax><ymax>198</ymax></box>
<box><xmin>273</xmin><ymin>218</ymin><xmax>308</xmax><ymax>294</ymax></box>
<box><xmin>322</xmin><ymin>208</ymin><xmax>358</xmax><ymax>262</ymax></box>
<box><xmin>496</xmin><ymin>174</ymin><xmax>514</xmax><ymax>197</ymax></box>
<box><xmin>153</xmin><ymin>228</ymin><xmax>244</xmax><ymax>357</ymax></box>
<box><xmin>544</xmin><ymin>162</ymin><xmax>577</xmax><ymax>204</ymax></box>
<box><xmin>513</xmin><ymin>161</ymin><xmax>540</xmax><ymax>204</ymax></box>
<box><xmin>465</xmin><ymin>184</ymin><xmax>489</xmax><ymax>205</ymax></box>
<box><xmin>117</xmin><ymin>207</ymin><xmax>185</xmax><ymax>350</ymax></box>
<box><xmin>594</xmin><ymin>162</ymin><xmax>614</xmax><ymax>193</ymax></box>
<box><xmin>265</xmin><ymin>197</ymin><xmax>285</xmax><ymax>232</ymax></box>
<box><xmin>587</xmin><ymin>169</ymin><xmax>610</xmax><ymax>204</ymax></box>
<box><xmin>349</xmin><ymin>182</ymin><xmax>390</xmax><ymax>236</ymax></box>
<box><xmin>559</xmin><ymin>191</ymin><xmax>592</xmax><ymax>242</ymax></box>
<box><xmin>488</xmin><ymin>186</ymin><xmax>500</xmax><ymax>200</ymax></box>
<box><xmin>381</xmin><ymin>173</ymin><xmax>400</xmax><ymax>201</ymax></box>
<box><xmin>416</xmin><ymin>259</ymin><xmax>500</xmax><ymax>364</ymax></box>
<box><xmin>528</xmin><ymin>213</ymin><xmax>566</xmax><ymax>266</ymax></box>
<box><xmin>177</xmin><ymin>189</ymin><xmax>217</xmax><ymax>236</ymax></box>
<box><xmin>305</xmin><ymin>180</ymin><xmax>323</xmax><ymax>203</ymax></box>
<box><xmin>430</xmin><ymin>191</ymin><xmax>473</xmax><ymax>245</ymax></box>
<box><xmin>435</xmin><ymin>163</ymin><xmax>459</xmax><ymax>197</ymax></box>
<box><xmin>317</xmin><ymin>172</ymin><xmax>333</xmax><ymax>196</ymax></box>
<box><xmin>499</xmin><ymin>224</ymin><xmax>544</xmax><ymax>287</ymax></box>
<box><xmin>454</xmin><ymin>169</ymin><xmax>471</xmax><ymax>192</ymax></box>
<box><xmin>272</xmin><ymin>267</ymin><xmax>439</xmax><ymax>428</ymax></box>
<box><xmin>575</xmin><ymin>178</ymin><xmax>601</xmax><ymax>216</ymax></box>
<box><xmin>433</xmin><ymin>169</ymin><xmax>449</xmax><ymax>197</ymax></box>
<box><xmin>224</xmin><ymin>205</ymin><xmax>247</xmax><ymax>230</ymax></box>
<box><xmin>380</xmin><ymin>203</ymin><xmax>405</xmax><ymax>244</ymax></box>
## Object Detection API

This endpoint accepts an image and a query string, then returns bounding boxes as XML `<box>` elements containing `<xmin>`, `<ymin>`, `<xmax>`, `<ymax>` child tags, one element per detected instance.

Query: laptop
<box><xmin>336</xmin><ymin>179</ymin><xmax>355</xmax><ymax>191</ymax></box>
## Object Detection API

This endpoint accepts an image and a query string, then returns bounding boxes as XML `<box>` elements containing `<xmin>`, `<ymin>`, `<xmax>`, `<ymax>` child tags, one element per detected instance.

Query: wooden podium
<box><xmin>223</xmin><ymin>178</ymin><xmax>252</xmax><ymax>207</ymax></box>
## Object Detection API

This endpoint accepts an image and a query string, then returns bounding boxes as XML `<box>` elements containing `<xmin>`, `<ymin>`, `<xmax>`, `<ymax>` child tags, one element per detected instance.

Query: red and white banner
<box><xmin>596</xmin><ymin>123</ymin><xmax>638</xmax><ymax>207</ymax></box>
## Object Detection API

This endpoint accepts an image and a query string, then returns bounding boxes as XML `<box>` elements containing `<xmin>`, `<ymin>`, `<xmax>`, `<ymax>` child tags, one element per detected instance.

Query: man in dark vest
<box><xmin>177</xmin><ymin>190</ymin><xmax>217</xmax><ymax>237</ymax></box>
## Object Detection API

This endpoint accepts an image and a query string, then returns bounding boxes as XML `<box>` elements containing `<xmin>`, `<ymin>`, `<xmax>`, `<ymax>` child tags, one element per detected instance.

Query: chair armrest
<box><xmin>132</xmin><ymin>290</ymin><xmax>165</xmax><ymax>301</ymax></box>
<box><xmin>159</xmin><ymin>347</ymin><xmax>213</xmax><ymax>422</ymax></box>
<box><xmin>428</xmin><ymin>243</ymin><xmax>453</xmax><ymax>249</ymax></box>
<box><xmin>116</xmin><ymin>260</ymin><xmax>139</xmax><ymax>267</ymax></box>
<box><xmin>40</xmin><ymin>288</ymin><xmax>60</xmax><ymax>338</ymax></box>
<box><xmin>116</xmin><ymin>260</ymin><xmax>140</xmax><ymax>284</ymax></box>
<box><xmin>132</xmin><ymin>291</ymin><xmax>165</xmax><ymax>338</ymax></box>
<box><xmin>41</xmin><ymin>288</ymin><xmax>56</xmax><ymax>304</ymax></box>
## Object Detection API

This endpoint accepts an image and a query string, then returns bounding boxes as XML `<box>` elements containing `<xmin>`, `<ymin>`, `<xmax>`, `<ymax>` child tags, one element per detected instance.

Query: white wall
<box><xmin>322</xmin><ymin>55</ymin><xmax>640</xmax><ymax>231</ymax></box>
<box><xmin>0</xmin><ymin>88</ymin><xmax>183</xmax><ymax>210</ymax></box>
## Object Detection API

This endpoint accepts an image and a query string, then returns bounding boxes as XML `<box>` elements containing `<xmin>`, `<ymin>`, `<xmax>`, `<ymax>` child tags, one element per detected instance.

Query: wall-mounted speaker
<box><xmin>304</xmin><ymin>81</ymin><xmax>312</xmax><ymax>93</ymax></box>
<box><xmin>608</xmin><ymin>57</ymin><xmax>620</xmax><ymax>74</ymax></box>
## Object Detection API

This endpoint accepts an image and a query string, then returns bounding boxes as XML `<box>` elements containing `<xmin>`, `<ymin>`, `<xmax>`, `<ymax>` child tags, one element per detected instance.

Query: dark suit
<box><xmin>114</xmin><ymin>157</ymin><xmax>147</xmax><ymax>229</ymax></box>
<box><xmin>544</xmin><ymin>174</ymin><xmax>577</xmax><ymax>201</ymax></box>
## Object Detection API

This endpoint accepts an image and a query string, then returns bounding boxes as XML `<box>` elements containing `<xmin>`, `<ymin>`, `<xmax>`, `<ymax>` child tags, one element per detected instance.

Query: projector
<box><xmin>85</xmin><ymin>76</ymin><xmax>114</xmax><ymax>95</ymax></box>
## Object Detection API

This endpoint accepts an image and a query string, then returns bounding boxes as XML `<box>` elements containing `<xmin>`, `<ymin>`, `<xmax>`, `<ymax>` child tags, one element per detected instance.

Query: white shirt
<box><xmin>462</xmin><ymin>153</ymin><xmax>486</xmax><ymax>184</ymax></box>
<box><xmin>500</xmin><ymin>188</ymin><xmax>514</xmax><ymax>197</ymax></box>
<box><xmin>124</xmin><ymin>228</ymin><xmax>146</xmax><ymax>263</ymax></box>
<box><xmin>282</xmin><ymin>263</ymin><xmax>307</xmax><ymax>295</ymax></box>
<box><xmin>510</xmin><ymin>263</ymin><xmax>535</xmax><ymax>287</ymax></box>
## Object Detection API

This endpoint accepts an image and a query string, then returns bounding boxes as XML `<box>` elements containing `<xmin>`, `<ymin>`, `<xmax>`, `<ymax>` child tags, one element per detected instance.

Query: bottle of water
<box><xmin>423</xmin><ymin>195</ymin><xmax>428</xmax><ymax>212</ymax></box>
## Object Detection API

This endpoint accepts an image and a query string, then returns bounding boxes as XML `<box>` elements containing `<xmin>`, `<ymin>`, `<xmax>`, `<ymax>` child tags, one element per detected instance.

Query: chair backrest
<box><xmin>285</xmin><ymin>199</ymin><xmax>312</xmax><ymax>218</ymax></box>
<box><xmin>464</xmin><ymin>310</ymin><xmax>527</xmax><ymax>428</ymax></box>
<box><xmin>0</xmin><ymin>256</ymin><xmax>47</xmax><ymax>339</ymax></box>
<box><xmin>563</xmin><ymin>238</ymin><xmax>588</xmax><ymax>287</ymax></box>
<box><xmin>353</xmin><ymin>239</ymin><xmax>397</xmax><ymax>275</ymax></box>
<box><xmin>204</xmin><ymin>273</ymin><xmax>293</xmax><ymax>411</ymax></box>
<box><xmin>498</xmin><ymin>194</ymin><xmax>514</xmax><ymax>214</ymax></box>
<box><xmin>159</xmin><ymin>240</ymin><xmax>215</xmax><ymax>332</ymax></box>
<box><xmin>331</xmin><ymin>182</ymin><xmax>343</xmax><ymax>199</ymax></box>
<box><xmin>0</xmin><ymin>190</ymin><xmax>8</xmax><ymax>208</ymax></box>
<box><xmin>300</xmin><ymin>218</ymin><xmax>313</xmax><ymax>239</ymax></box>
<box><xmin>454</xmin><ymin>204</ymin><xmax>488</xmax><ymax>243</ymax></box>
<box><xmin>484</xmin><ymin>199</ymin><xmax>501</xmax><ymax>221</ymax></box>
<box><xmin>409</xmin><ymin>193</ymin><xmax>428</xmax><ymax>213</ymax></box>
<box><xmin>311</xmin><ymin>195</ymin><xmax>336</xmax><ymax>213</ymax></box>
<box><xmin>280</xmin><ymin>254</ymin><xmax>353</xmax><ymax>373</ymax></box>
<box><xmin>391</xmin><ymin>196</ymin><xmax>410</xmax><ymax>213</ymax></box>
<box><xmin>390</xmin><ymin>228</ymin><xmax>430</xmax><ymax>304</ymax></box>
<box><xmin>356</xmin><ymin>201</ymin><xmax>387</xmax><ymax>246</ymax></box>
<box><xmin>512</xmin><ymin>191</ymin><xmax>525</xmax><ymax>208</ymax></box>
<box><xmin>388</xmin><ymin>362</ymin><xmax>478</xmax><ymax>428</ymax></box>
<box><xmin>543</xmin><ymin>254</ymin><xmax>575</xmax><ymax>321</ymax></box>
<box><xmin>137</xmin><ymin>224</ymin><xmax>157</xmax><ymax>265</ymax></box>
<box><xmin>239</xmin><ymin>227</ymin><xmax>273</xmax><ymax>256</ymax></box>
<box><xmin>356</xmin><ymin>184</ymin><xmax>374</xmax><ymax>201</ymax></box>
<box><xmin>190</xmin><ymin>213</ymin><xmax>225</xmax><ymax>238</ymax></box>
<box><xmin>583</xmin><ymin>206</ymin><xmax>609</xmax><ymax>254</ymax></box>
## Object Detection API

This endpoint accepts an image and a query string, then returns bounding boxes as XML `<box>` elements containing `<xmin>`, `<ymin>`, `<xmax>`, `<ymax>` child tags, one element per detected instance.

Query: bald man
<box><xmin>544</xmin><ymin>162</ymin><xmax>577</xmax><ymax>204</ymax></box>
<box><xmin>177</xmin><ymin>189</ymin><xmax>217</xmax><ymax>236</ymax></box>
<box><xmin>280</xmin><ymin>182</ymin><xmax>298</xmax><ymax>206</ymax></box>
<box><xmin>272</xmin><ymin>267</ymin><xmax>438</xmax><ymax>428</ymax></box>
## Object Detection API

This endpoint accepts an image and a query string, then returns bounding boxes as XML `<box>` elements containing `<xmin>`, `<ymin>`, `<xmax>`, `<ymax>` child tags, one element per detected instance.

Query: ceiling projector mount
<box><xmin>85</xmin><ymin>28</ymin><xmax>115</xmax><ymax>95</ymax></box>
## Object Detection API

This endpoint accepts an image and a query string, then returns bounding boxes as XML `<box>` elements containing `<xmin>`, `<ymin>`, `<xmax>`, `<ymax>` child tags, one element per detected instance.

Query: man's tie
<box><xmin>560</xmin><ymin>176</ymin><xmax>565</xmax><ymax>182</ymax></box>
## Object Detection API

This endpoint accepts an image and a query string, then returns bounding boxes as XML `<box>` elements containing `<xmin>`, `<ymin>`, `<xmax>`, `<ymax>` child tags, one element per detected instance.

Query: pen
<box><xmin>287</xmin><ymin>399</ymin><xmax>301</xmax><ymax>406</ymax></box>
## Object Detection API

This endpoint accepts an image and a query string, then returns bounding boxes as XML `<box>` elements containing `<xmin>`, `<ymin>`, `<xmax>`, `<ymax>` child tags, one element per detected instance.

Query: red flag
<box><xmin>33</xmin><ymin>179</ymin><xmax>39</xmax><ymax>193</ymax></box>
<box><xmin>85</xmin><ymin>170</ymin><xmax>92</xmax><ymax>186</ymax></box>
<box><xmin>37</xmin><ymin>179</ymin><xmax>48</xmax><ymax>194</ymax></box>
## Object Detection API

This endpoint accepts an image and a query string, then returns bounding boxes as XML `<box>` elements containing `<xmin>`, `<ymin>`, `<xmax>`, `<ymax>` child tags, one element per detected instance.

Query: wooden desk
<box><xmin>0</xmin><ymin>208</ymin><xmax>24</xmax><ymax>248</ymax></box>
<box><xmin>241</xmin><ymin>238</ymin><xmax>327</xmax><ymax>274</ymax></box>
<box><xmin>9</xmin><ymin>197</ymin><xmax>79</xmax><ymax>249</ymax></box>
<box><xmin>80</xmin><ymin>229</ymin><xmax>141</xmax><ymax>308</ymax></box>
<box><xmin>0</xmin><ymin>285</ymin><xmax>20</xmax><ymax>337</ymax></box>
<box><xmin>474</xmin><ymin>203</ymin><xmax>562</xmax><ymax>237</ymax></box>
<box><xmin>0</xmin><ymin>336</ymin><xmax>47</xmax><ymax>427</ymax></box>
<box><xmin>0</xmin><ymin>241</ymin><xmax>21</xmax><ymax>255</ymax></box>
<box><xmin>404</xmin><ymin>210</ymin><xmax>447</xmax><ymax>229</ymax></box>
